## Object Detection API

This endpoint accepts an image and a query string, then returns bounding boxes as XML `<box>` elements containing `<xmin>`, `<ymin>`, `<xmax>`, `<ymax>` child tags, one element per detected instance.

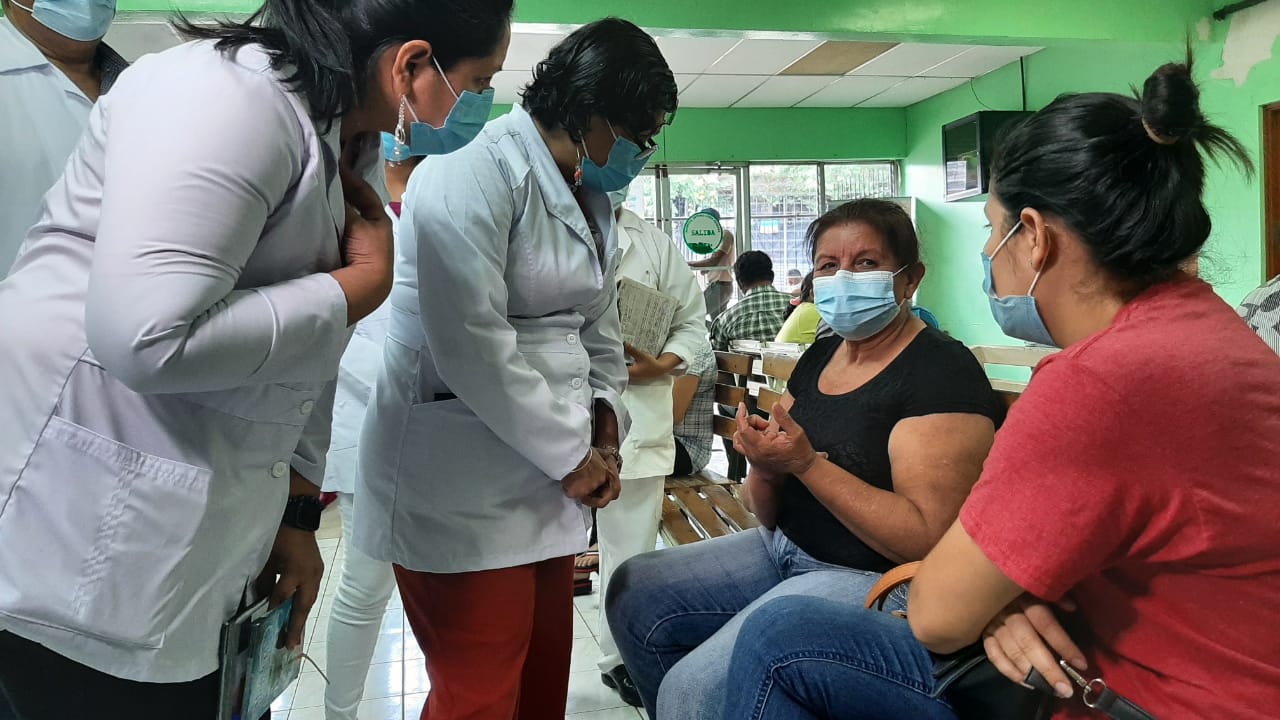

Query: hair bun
<box><xmin>1140</xmin><ymin>59</ymin><xmax>1203</xmax><ymax>144</ymax></box>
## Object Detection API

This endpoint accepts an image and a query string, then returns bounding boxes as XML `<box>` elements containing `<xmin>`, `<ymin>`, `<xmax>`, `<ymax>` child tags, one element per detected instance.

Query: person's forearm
<box><xmin>688</xmin><ymin>251</ymin><xmax>727</xmax><ymax>269</ymax></box>
<box><xmin>593</xmin><ymin>400</ymin><xmax>620</xmax><ymax>449</ymax></box>
<box><xmin>795</xmin><ymin>458</ymin><xmax>940</xmax><ymax>563</ymax></box>
<box><xmin>744</xmin><ymin>467</ymin><xmax>781</xmax><ymax>528</ymax></box>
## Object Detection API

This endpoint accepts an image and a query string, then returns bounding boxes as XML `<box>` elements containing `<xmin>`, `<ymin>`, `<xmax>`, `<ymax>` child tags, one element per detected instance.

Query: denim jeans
<box><xmin>722</xmin><ymin>595</ymin><xmax>958</xmax><ymax>720</ymax></box>
<box><xmin>605</xmin><ymin>527</ymin><xmax>899</xmax><ymax>718</ymax></box>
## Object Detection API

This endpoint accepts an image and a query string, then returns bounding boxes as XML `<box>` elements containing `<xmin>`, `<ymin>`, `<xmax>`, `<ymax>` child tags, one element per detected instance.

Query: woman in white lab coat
<box><xmin>0</xmin><ymin>0</ymin><xmax>511</xmax><ymax>717</ymax></box>
<box><xmin>353</xmin><ymin>18</ymin><xmax>678</xmax><ymax>719</ymax></box>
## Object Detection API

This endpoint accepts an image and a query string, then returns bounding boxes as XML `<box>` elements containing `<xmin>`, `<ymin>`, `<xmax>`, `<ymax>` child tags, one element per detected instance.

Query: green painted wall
<box><xmin>116</xmin><ymin>0</ymin><xmax>1211</xmax><ymax>44</ymax></box>
<box><xmin>904</xmin><ymin>35</ymin><xmax>1276</xmax><ymax>349</ymax></box>
<box><xmin>486</xmin><ymin>104</ymin><xmax>906</xmax><ymax>163</ymax></box>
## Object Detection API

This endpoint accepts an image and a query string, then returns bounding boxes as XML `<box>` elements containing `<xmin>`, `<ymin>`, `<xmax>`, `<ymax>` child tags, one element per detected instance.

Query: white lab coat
<box><xmin>354</xmin><ymin>105</ymin><xmax>630</xmax><ymax>573</ymax></box>
<box><xmin>321</xmin><ymin>206</ymin><xmax>397</xmax><ymax>495</ymax></box>
<box><xmin>0</xmin><ymin>18</ymin><xmax>124</xmax><ymax>275</ymax></box>
<box><xmin>0</xmin><ymin>41</ymin><xmax>379</xmax><ymax>683</ymax></box>
<box><xmin>615</xmin><ymin>209</ymin><xmax>708</xmax><ymax>479</ymax></box>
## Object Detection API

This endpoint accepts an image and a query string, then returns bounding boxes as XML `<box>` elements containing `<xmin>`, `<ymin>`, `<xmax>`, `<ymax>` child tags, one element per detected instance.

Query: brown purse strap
<box><xmin>863</xmin><ymin>561</ymin><xmax>921</xmax><ymax>610</ymax></box>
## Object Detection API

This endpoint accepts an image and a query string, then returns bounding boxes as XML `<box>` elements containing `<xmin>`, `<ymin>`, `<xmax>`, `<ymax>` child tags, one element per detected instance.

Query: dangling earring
<box><xmin>572</xmin><ymin>142</ymin><xmax>584</xmax><ymax>189</ymax></box>
<box><xmin>394</xmin><ymin>96</ymin><xmax>408</xmax><ymax>147</ymax></box>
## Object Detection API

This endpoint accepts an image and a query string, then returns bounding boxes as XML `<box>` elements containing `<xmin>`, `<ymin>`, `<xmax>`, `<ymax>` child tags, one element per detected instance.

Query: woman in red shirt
<box><xmin>718</xmin><ymin>56</ymin><xmax>1280</xmax><ymax>720</ymax></box>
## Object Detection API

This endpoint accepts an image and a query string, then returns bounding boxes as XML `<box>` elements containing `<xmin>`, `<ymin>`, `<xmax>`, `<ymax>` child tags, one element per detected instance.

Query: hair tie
<box><xmin>1142</xmin><ymin>119</ymin><xmax>1179</xmax><ymax>146</ymax></box>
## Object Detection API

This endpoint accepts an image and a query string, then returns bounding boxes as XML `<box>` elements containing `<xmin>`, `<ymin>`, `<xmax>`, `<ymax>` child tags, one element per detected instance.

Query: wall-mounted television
<box><xmin>942</xmin><ymin>111</ymin><xmax>1030</xmax><ymax>202</ymax></box>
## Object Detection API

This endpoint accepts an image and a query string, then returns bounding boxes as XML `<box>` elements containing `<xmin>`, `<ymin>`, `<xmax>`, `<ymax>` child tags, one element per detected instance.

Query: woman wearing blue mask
<box><xmin>352</xmin><ymin>17</ymin><xmax>676</xmax><ymax>720</ymax></box>
<box><xmin>0</xmin><ymin>0</ymin><xmax>511</xmax><ymax>717</ymax></box>
<box><xmin>607</xmin><ymin>198</ymin><xmax>1006</xmax><ymax>719</ymax></box>
<box><xmin>718</xmin><ymin>56</ymin><xmax>1279</xmax><ymax>720</ymax></box>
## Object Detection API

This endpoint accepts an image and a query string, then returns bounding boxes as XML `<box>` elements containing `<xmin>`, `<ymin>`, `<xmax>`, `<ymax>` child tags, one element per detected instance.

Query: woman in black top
<box><xmin>605</xmin><ymin>199</ymin><xmax>1005</xmax><ymax>717</ymax></box>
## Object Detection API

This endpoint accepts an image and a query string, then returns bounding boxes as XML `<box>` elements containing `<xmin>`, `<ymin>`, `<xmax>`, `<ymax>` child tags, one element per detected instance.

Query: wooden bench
<box><xmin>969</xmin><ymin>344</ymin><xmax>1055</xmax><ymax>408</ymax></box>
<box><xmin>660</xmin><ymin>351</ymin><xmax>760</xmax><ymax>547</ymax></box>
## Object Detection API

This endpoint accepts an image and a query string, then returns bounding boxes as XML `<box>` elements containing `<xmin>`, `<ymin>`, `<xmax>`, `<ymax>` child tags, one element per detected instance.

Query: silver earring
<box><xmin>572</xmin><ymin>143</ymin><xmax>584</xmax><ymax>189</ymax></box>
<box><xmin>394</xmin><ymin>96</ymin><xmax>408</xmax><ymax>147</ymax></box>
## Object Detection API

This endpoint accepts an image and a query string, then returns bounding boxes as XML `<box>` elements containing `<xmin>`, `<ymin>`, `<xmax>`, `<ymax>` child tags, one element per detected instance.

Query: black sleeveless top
<box><xmin>777</xmin><ymin>328</ymin><xmax>1005</xmax><ymax>571</ymax></box>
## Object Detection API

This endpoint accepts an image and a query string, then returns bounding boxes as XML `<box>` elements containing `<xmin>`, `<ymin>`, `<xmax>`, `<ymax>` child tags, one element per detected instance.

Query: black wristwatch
<box><xmin>281</xmin><ymin>495</ymin><xmax>325</xmax><ymax>532</ymax></box>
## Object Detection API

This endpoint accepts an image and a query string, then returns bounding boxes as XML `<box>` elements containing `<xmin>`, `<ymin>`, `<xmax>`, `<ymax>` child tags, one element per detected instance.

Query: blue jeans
<box><xmin>723</xmin><ymin>595</ymin><xmax>959</xmax><ymax>720</ymax></box>
<box><xmin>605</xmin><ymin>527</ymin><xmax>899</xmax><ymax>718</ymax></box>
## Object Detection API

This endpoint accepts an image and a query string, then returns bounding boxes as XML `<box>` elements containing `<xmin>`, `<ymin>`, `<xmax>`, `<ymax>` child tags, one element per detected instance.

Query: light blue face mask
<box><xmin>982</xmin><ymin>221</ymin><xmax>1057</xmax><ymax>347</ymax></box>
<box><xmin>382</xmin><ymin>131</ymin><xmax>413</xmax><ymax>163</ymax></box>
<box><xmin>607</xmin><ymin>188</ymin><xmax>629</xmax><ymax>211</ymax></box>
<box><xmin>579</xmin><ymin>122</ymin><xmax>657</xmax><ymax>193</ymax></box>
<box><xmin>394</xmin><ymin>57</ymin><xmax>494</xmax><ymax>158</ymax></box>
<box><xmin>10</xmin><ymin>0</ymin><xmax>116</xmax><ymax>42</ymax></box>
<box><xmin>813</xmin><ymin>266</ymin><xmax>907</xmax><ymax>341</ymax></box>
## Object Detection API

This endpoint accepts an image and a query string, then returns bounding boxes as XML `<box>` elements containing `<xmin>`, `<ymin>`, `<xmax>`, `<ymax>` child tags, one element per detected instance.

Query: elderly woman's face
<box><xmin>812</xmin><ymin>222</ymin><xmax>901</xmax><ymax>278</ymax></box>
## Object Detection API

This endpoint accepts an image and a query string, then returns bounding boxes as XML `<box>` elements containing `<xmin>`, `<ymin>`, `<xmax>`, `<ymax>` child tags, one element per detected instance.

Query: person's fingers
<box><xmin>339</xmin><ymin>166</ymin><xmax>384</xmax><ymax>220</ymax></box>
<box><xmin>1002</xmin><ymin>614</ymin><xmax>1073</xmax><ymax>698</ymax></box>
<box><xmin>1024</xmin><ymin>602</ymin><xmax>1087</xmax><ymax>671</ymax></box>
<box><xmin>983</xmin><ymin>632</ymin><xmax>1026</xmax><ymax>686</ymax></box>
<box><xmin>772</xmin><ymin>402</ymin><xmax>803</xmax><ymax>437</ymax></box>
<box><xmin>735</xmin><ymin>402</ymin><xmax>752</xmax><ymax>433</ymax></box>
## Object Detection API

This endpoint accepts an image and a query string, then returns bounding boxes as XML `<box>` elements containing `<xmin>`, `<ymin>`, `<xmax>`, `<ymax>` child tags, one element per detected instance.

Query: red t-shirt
<box><xmin>961</xmin><ymin>278</ymin><xmax>1280</xmax><ymax>719</ymax></box>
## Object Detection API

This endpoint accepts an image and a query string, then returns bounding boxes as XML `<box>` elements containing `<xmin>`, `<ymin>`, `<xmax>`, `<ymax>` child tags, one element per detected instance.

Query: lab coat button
<box><xmin>570</xmin><ymin>378</ymin><xmax>583</xmax><ymax>389</ymax></box>
<box><xmin>567</xmin><ymin>333</ymin><xmax>577</xmax><ymax>346</ymax></box>
<box><xmin>300</xmin><ymin>400</ymin><xmax>315</xmax><ymax>415</ymax></box>
<box><xmin>271</xmin><ymin>462</ymin><xmax>288</xmax><ymax>478</ymax></box>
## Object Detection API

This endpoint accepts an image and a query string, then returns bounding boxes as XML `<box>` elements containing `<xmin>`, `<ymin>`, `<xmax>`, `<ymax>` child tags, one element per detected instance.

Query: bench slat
<box><xmin>715</xmin><ymin>351</ymin><xmax>754</xmax><ymax>377</ymax></box>
<box><xmin>702</xmin><ymin>485</ymin><xmax>759</xmax><ymax>531</ymax></box>
<box><xmin>762</xmin><ymin>353</ymin><xmax>799</xmax><ymax>382</ymax></box>
<box><xmin>671</xmin><ymin>487</ymin><xmax>734</xmax><ymax>538</ymax></box>
<box><xmin>715</xmin><ymin>383</ymin><xmax>748</xmax><ymax>408</ymax></box>
<box><xmin>713</xmin><ymin>414</ymin><xmax>737</xmax><ymax>440</ymax></box>
<box><xmin>757</xmin><ymin>388</ymin><xmax>783</xmax><ymax>413</ymax></box>
<box><xmin>661</xmin><ymin>496</ymin><xmax>703</xmax><ymax>546</ymax></box>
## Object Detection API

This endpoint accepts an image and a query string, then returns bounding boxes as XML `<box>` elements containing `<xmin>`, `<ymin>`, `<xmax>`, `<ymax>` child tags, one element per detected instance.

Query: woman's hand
<box><xmin>982</xmin><ymin>595</ymin><xmax>1087</xmax><ymax>699</ymax></box>
<box><xmin>732</xmin><ymin>401</ymin><xmax>822</xmax><ymax>477</ymax></box>
<box><xmin>254</xmin><ymin>525</ymin><xmax>325</xmax><ymax>650</ymax></box>
<box><xmin>562</xmin><ymin>448</ymin><xmax>620</xmax><ymax>509</ymax></box>
<box><xmin>332</xmin><ymin>167</ymin><xmax>394</xmax><ymax>325</ymax></box>
<box><xmin>624</xmin><ymin>343</ymin><xmax>682</xmax><ymax>382</ymax></box>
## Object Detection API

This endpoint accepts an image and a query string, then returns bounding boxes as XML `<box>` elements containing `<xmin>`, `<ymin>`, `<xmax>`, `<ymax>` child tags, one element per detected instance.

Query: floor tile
<box><xmin>371</xmin><ymin>631</ymin><xmax>411</xmax><ymax>663</ymax></box>
<box><xmin>301</xmin><ymin>642</ymin><xmax>329</xmax><ymax>673</ymax></box>
<box><xmin>362</xmin><ymin>661</ymin><xmax>404</xmax><ymax>700</ymax></box>
<box><xmin>270</xmin><ymin>677</ymin><xmax>298</xmax><ymax>712</ymax></box>
<box><xmin>565</xmin><ymin>670</ymin><xmax>626</xmax><ymax>714</ymax></box>
<box><xmin>404</xmin><ymin>692</ymin><xmax>427</xmax><ymax>719</ymax></box>
<box><xmin>291</xmin><ymin>670</ymin><xmax>329</xmax><ymax>709</ymax></box>
<box><xmin>569</xmin><ymin>635</ymin><xmax>602</xmax><ymax>673</ymax></box>
<box><xmin>566</xmin><ymin>708</ymin><xmax>645</xmax><ymax>719</ymax></box>
<box><xmin>572</xmin><ymin>608</ymin><xmax>594</xmax><ymax>639</ymax></box>
<box><xmin>355</xmin><ymin>695</ymin><xmax>405</xmax><ymax>720</ymax></box>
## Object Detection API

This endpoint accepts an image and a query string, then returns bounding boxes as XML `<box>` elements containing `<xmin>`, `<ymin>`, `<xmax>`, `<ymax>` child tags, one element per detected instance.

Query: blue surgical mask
<box><xmin>396</xmin><ymin>57</ymin><xmax>493</xmax><ymax>157</ymax></box>
<box><xmin>381</xmin><ymin>131</ymin><xmax>412</xmax><ymax>163</ymax></box>
<box><xmin>9</xmin><ymin>0</ymin><xmax>116</xmax><ymax>42</ymax></box>
<box><xmin>982</xmin><ymin>221</ymin><xmax>1057</xmax><ymax>347</ymax></box>
<box><xmin>579</xmin><ymin>122</ymin><xmax>656</xmax><ymax>193</ymax></box>
<box><xmin>813</xmin><ymin>267</ymin><xmax>907</xmax><ymax>341</ymax></box>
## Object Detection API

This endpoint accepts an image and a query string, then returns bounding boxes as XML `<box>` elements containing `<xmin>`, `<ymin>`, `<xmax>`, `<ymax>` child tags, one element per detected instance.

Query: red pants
<box><xmin>395</xmin><ymin>556</ymin><xmax>576</xmax><ymax>720</ymax></box>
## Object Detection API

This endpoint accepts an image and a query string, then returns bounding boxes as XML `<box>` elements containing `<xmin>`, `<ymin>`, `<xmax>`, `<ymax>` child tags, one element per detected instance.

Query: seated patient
<box><xmin>605</xmin><ymin>199</ymin><xmax>1005</xmax><ymax>718</ymax></box>
<box><xmin>721</xmin><ymin>56</ymin><xmax>1280</xmax><ymax>720</ymax></box>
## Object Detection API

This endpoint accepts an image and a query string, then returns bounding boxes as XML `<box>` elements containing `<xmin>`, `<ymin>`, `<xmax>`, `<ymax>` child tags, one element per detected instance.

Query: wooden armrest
<box><xmin>863</xmin><ymin>561</ymin><xmax>921</xmax><ymax>610</ymax></box>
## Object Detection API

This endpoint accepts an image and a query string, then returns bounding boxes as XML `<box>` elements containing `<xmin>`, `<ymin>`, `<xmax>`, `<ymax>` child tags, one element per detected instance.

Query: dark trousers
<box><xmin>0</xmin><ymin>632</ymin><xmax>269</xmax><ymax>720</ymax></box>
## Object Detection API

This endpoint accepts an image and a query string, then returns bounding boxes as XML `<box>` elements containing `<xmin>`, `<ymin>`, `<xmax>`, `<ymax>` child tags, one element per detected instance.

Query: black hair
<box><xmin>734</xmin><ymin>250</ymin><xmax>775</xmax><ymax>287</ymax></box>
<box><xmin>703</xmin><ymin>208</ymin><xmax>721</xmax><ymax>221</ymax></box>
<box><xmin>806</xmin><ymin>198</ymin><xmax>921</xmax><ymax>268</ymax></box>
<box><xmin>176</xmin><ymin>0</ymin><xmax>513</xmax><ymax>129</ymax></box>
<box><xmin>990</xmin><ymin>49</ymin><xmax>1253</xmax><ymax>291</ymax></box>
<box><xmin>521</xmin><ymin>17</ymin><xmax>678</xmax><ymax>141</ymax></box>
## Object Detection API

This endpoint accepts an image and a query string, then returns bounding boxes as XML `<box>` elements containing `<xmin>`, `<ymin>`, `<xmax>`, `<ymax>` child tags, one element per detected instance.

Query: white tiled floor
<box><xmin>270</xmin><ymin>518</ymin><xmax>646</xmax><ymax>720</ymax></box>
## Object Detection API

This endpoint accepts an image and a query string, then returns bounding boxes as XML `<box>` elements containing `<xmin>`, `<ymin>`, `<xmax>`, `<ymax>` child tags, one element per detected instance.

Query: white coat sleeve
<box><xmin>292</xmin><ymin>377</ymin><xmax>338</xmax><ymax>485</ymax></box>
<box><xmin>412</xmin><ymin>147</ymin><xmax>594</xmax><ymax>482</ymax></box>
<box><xmin>578</xmin><ymin>249</ymin><xmax>630</xmax><ymax>435</ymax></box>
<box><xmin>652</xmin><ymin>224</ymin><xmax>709</xmax><ymax>369</ymax></box>
<box><xmin>84</xmin><ymin>63</ymin><xmax>348</xmax><ymax>394</ymax></box>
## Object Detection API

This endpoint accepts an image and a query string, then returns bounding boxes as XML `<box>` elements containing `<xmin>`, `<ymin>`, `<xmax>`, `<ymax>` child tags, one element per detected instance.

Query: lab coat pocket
<box><xmin>0</xmin><ymin>415</ymin><xmax>212</xmax><ymax>648</ymax></box>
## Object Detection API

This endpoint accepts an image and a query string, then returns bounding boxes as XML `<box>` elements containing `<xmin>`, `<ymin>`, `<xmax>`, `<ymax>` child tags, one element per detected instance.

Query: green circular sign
<box><xmin>682</xmin><ymin>211</ymin><xmax>725</xmax><ymax>255</ymax></box>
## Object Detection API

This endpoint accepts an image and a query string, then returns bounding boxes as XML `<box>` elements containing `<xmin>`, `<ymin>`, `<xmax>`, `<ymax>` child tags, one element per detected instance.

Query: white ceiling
<box><xmin>103</xmin><ymin>22</ymin><xmax>1039</xmax><ymax>109</ymax></box>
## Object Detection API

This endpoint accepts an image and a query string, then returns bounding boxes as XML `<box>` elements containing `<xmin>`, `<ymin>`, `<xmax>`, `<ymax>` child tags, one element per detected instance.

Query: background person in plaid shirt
<box><xmin>709</xmin><ymin>250</ymin><xmax>792</xmax><ymax>351</ymax></box>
